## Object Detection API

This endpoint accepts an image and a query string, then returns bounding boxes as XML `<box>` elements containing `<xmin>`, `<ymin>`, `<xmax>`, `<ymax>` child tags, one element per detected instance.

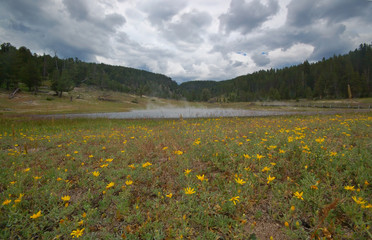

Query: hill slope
<box><xmin>1</xmin><ymin>42</ymin><xmax>371</xmax><ymax>101</ymax></box>
<box><xmin>180</xmin><ymin>43</ymin><xmax>372</xmax><ymax>101</ymax></box>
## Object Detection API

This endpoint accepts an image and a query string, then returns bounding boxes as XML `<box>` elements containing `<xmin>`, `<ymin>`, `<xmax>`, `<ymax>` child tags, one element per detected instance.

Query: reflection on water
<box><xmin>39</xmin><ymin>108</ymin><xmax>298</xmax><ymax>119</ymax></box>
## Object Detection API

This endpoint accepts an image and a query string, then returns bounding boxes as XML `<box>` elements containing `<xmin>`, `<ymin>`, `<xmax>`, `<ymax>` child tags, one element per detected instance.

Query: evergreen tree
<box><xmin>20</xmin><ymin>59</ymin><xmax>41</xmax><ymax>92</ymax></box>
<box><xmin>51</xmin><ymin>68</ymin><xmax>74</xmax><ymax>97</ymax></box>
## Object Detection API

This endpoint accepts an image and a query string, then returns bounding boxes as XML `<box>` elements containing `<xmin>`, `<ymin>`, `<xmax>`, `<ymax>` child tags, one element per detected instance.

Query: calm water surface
<box><xmin>39</xmin><ymin>108</ymin><xmax>301</xmax><ymax>119</ymax></box>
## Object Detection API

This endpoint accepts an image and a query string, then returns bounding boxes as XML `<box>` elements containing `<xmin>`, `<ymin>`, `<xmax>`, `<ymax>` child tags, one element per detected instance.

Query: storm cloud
<box><xmin>1</xmin><ymin>0</ymin><xmax>371</xmax><ymax>82</ymax></box>
<box><xmin>219</xmin><ymin>0</ymin><xmax>279</xmax><ymax>34</ymax></box>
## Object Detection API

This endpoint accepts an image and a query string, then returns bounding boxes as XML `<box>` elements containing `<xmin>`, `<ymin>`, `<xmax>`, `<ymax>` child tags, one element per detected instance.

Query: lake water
<box><xmin>38</xmin><ymin>108</ymin><xmax>302</xmax><ymax>119</ymax></box>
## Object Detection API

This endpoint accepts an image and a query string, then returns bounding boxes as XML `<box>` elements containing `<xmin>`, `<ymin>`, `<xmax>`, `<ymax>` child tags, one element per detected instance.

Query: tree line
<box><xmin>0</xmin><ymin>43</ymin><xmax>178</xmax><ymax>98</ymax></box>
<box><xmin>180</xmin><ymin>43</ymin><xmax>372</xmax><ymax>102</ymax></box>
<box><xmin>1</xmin><ymin>42</ymin><xmax>371</xmax><ymax>101</ymax></box>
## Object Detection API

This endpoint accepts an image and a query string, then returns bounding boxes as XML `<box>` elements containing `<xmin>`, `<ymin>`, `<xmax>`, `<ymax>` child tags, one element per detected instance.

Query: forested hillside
<box><xmin>1</xmin><ymin>42</ymin><xmax>371</xmax><ymax>101</ymax></box>
<box><xmin>180</xmin><ymin>43</ymin><xmax>372</xmax><ymax>101</ymax></box>
<box><xmin>0</xmin><ymin>43</ymin><xmax>178</xmax><ymax>98</ymax></box>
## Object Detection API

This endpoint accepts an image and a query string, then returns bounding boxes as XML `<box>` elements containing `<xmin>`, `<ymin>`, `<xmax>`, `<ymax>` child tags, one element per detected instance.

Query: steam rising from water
<box><xmin>39</xmin><ymin>107</ymin><xmax>298</xmax><ymax>119</ymax></box>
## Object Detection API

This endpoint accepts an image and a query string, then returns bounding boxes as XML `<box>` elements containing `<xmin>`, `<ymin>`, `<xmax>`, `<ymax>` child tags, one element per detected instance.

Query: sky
<box><xmin>1</xmin><ymin>0</ymin><xmax>372</xmax><ymax>83</ymax></box>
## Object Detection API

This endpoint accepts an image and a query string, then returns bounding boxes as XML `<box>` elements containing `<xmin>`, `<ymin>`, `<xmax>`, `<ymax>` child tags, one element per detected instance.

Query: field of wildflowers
<box><xmin>0</xmin><ymin>113</ymin><xmax>371</xmax><ymax>239</ymax></box>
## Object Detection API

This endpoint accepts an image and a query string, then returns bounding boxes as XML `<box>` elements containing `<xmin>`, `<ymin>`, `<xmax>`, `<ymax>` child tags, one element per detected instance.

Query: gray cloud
<box><xmin>280</xmin><ymin>0</ymin><xmax>372</xmax><ymax>60</ymax></box>
<box><xmin>219</xmin><ymin>0</ymin><xmax>279</xmax><ymax>34</ymax></box>
<box><xmin>287</xmin><ymin>0</ymin><xmax>372</xmax><ymax>27</ymax></box>
<box><xmin>139</xmin><ymin>0</ymin><xmax>187</xmax><ymax>26</ymax></box>
<box><xmin>0</xmin><ymin>0</ymin><xmax>126</xmax><ymax>62</ymax></box>
<box><xmin>163</xmin><ymin>10</ymin><xmax>212</xmax><ymax>49</ymax></box>
<box><xmin>232</xmin><ymin>61</ymin><xmax>244</xmax><ymax>67</ymax></box>
<box><xmin>63</xmin><ymin>0</ymin><xmax>126</xmax><ymax>32</ymax></box>
<box><xmin>63</xmin><ymin>0</ymin><xmax>90</xmax><ymax>21</ymax></box>
<box><xmin>98</xmin><ymin>13</ymin><xmax>126</xmax><ymax>31</ymax></box>
<box><xmin>1</xmin><ymin>0</ymin><xmax>56</xmax><ymax>27</ymax></box>
<box><xmin>251</xmin><ymin>52</ymin><xmax>270</xmax><ymax>66</ymax></box>
<box><xmin>213</xmin><ymin>0</ymin><xmax>372</xmax><ymax>72</ymax></box>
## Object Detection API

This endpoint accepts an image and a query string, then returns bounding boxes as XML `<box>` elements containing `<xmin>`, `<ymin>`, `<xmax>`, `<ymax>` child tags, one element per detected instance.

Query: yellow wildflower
<box><xmin>128</xmin><ymin>164</ymin><xmax>136</xmax><ymax>169</ymax></box>
<box><xmin>344</xmin><ymin>186</ymin><xmax>355</xmax><ymax>191</ymax></box>
<box><xmin>61</xmin><ymin>195</ymin><xmax>71</xmax><ymax>201</ymax></box>
<box><xmin>329</xmin><ymin>151</ymin><xmax>337</xmax><ymax>156</ymax></box>
<box><xmin>71</xmin><ymin>228</ymin><xmax>85</xmax><ymax>238</ymax></box>
<box><xmin>352</xmin><ymin>196</ymin><xmax>367</xmax><ymax>205</ymax></box>
<box><xmin>284</xmin><ymin>221</ymin><xmax>289</xmax><ymax>227</ymax></box>
<box><xmin>33</xmin><ymin>176</ymin><xmax>41</xmax><ymax>180</ymax></box>
<box><xmin>30</xmin><ymin>210</ymin><xmax>42</xmax><ymax>219</ymax></box>
<box><xmin>261</xmin><ymin>166</ymin><xmax>270</xmax><ymax>172</ymax></box>
<box><xmin>89</xmin><ymin>155</ymin><xmax>93</xmax><ymax>158</ymax></box>
<box><xmin>142</xmin><ymin>162</ymin><xmax>152</xmax><ymax>168</ymax></box>
<box><xmin>235</xmin><ymin>177</ymin><xmax>246</xmax><ymax>185</ymax></box>
<box><xmin>196</xmin><ymin>174</ymin><xmax>208</xmax><ymax>182</ymax></box>
<box><xmin>184</xmin><ymin>187</ymin><xmax>196</xmax><ymax>195</ymax></box>
<box><xmin>162</xmin><ymin>146</ymin><xmax>168</xmax><ymax>150</ymax></box>
<box><xmin>361</xmin><ymin>204</ymin><xmax>372</xmax><ymax>209</ymax></box>
<box><xmin>166</xmin><ymin>193</ymin><xmax>173</xmax><ymax>198</ymax></box>
<box><xmin>100</xmin><ymin>164</ymin><xmax>108</xmax><ymax>168</ymax></box>
<box><xmin>23</xmin><ymin>168</ymin><xmax>30</xmax><ymax>172</ymax></box>
<box><xmin>14</xmin><ymin>194</ymin><xmax>24</xmax><ymax>204</ymax></box>
<box><xmin>92</xmin><ymin>171</ymin><xmax>100</xmax><ymax>177</ymax></box>
<box><xmin>184</xmin><ymin>169</ymin><xmax>192</xmax><ymax>176</ymax></box>
<box><xmin>290</xmin><ymin>205</ymin><xmax>295</xmax><ymax>211</ymax></box>
<box><xmin>125</xmin><ymin>180</ymin><xmax>133</xmax><ymax>185</ymax></box>
<box><xmin>267</xmin><ymin>175</ymin><xmax>275</xmax><ymax>184</ymax></box>
<box><xmin>106</xmin><ymin>182</ymin><xmax>115</xmax><ymax>189</ymax></box>
<box><xmin>243</xmin><ymin>154</ymin><xmax>251</xmax><ymax>159</ymax></box>
<box><xmin>229</xmin><ymin>196</ymin><xmax>240</xmax><ymax>205</ymax></box>
<box><xmin>2</xmin><ymin>199</ymin><xmax>11</xmax><ymax>205</ymax></box>
<box><xmin>256</xmin><ymin>154</ymin><xmax>264</xmax><ymax>160</ymax></box>
<box><xmin>174</xmin><ymin>150</ymin><xmax>183</xmax><ymax>155</ymax></box>
<box><xmin>294</xmin><ymin>191</ymin><xmax>304</xmax><ymax>200</ymax></box>
<box><xmin>106</xmin><ymin>158</ymin><xmax>113</xmax><ymax>162</ymax></box>
<box><xmin>302</xmin><ymin>145</ymin><xmax>310</xmax><ymax>151</ymax></box>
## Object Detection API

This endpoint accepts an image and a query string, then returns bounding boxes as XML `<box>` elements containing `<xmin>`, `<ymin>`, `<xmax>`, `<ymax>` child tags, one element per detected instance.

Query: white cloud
<box><xmin>268</xmin><ymin>43</ymin><xmax>315</xmax><ymax>67</ymax></box>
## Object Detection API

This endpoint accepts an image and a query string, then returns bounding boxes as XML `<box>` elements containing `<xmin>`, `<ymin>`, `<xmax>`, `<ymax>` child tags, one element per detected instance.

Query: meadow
<box><xmin>0</xmin><ymin>113</ymin><xmax>371</xmax><ymax>239</ymax></box>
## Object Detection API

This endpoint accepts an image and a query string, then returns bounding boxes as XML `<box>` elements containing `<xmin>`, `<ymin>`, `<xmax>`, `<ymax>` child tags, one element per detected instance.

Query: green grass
<box><xmin>0</xmin><ymin>113</ymin><xmax>371</xmax><ymax>239</ymax></box>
